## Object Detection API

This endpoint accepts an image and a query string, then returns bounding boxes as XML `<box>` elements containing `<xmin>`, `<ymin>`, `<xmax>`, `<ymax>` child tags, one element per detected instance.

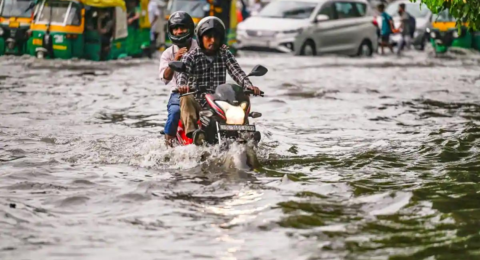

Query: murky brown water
<box><xmin>1</xmin><ymin>50</ymin><xmax>480</xmax><ymax>260</ymax></box>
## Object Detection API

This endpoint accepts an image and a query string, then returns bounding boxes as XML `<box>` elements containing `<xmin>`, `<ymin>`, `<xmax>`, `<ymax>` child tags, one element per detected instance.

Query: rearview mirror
<box><xmin>315</xmin><ymin>14</ymin><xmax>329</xmax><ymax>23</ymax></box>
<box><xmin>247</xmin><ymin>65</ymin><xmax>268</xmax><ymax>77</ymax></box>
<box><xmin>168</xmin><ymin>61</ymin><xmax>186</xmax><ymax>73</ymax></box>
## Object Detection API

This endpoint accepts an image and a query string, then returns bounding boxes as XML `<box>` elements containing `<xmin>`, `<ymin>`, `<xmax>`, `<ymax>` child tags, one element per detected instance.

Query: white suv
<box><xmin>236</xmin><ymin>0</ymin><xmax>378</xmax><ymax>57</ymax></box>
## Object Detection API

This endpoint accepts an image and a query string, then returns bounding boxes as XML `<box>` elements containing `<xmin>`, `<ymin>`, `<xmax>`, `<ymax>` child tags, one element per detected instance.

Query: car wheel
<box><xmin>300</xmin><ymin>40</ymin><xmax>316</xmax><ymax>56</ymax></box>
<box><xmin>357</xmin><ymin>40</ymin><xmax>373</xmax><ymax>57</ymax></box>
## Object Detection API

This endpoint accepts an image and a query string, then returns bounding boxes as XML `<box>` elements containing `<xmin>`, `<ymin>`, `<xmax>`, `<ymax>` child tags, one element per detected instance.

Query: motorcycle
<box><xmin>166</xmin><ymin>61</ymin><xmax>267</xmax><ymax>147</ymax></box>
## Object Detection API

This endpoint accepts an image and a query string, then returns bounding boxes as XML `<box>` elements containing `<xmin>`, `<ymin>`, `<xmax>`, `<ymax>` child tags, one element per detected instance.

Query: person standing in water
<box><xmin>377</xmin><ymin>4</ymin><xmax>394</xmax><ymax>55</ymax></box>
<box><xmin>158</xmin><ymin>11</ymin><xmax>197</xmax><ymax>147</ymax></box>
<box><xmin>397</xmin><ymin>3</ymin><xmax>413</xmax><ymax>56</ymax></box>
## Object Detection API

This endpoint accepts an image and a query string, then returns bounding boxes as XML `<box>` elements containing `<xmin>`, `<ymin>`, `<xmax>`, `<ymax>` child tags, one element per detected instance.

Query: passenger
<box><xmin>97</xmin><ymin>9</ymin><xmax>114</xmax><ymax>60</ymax></box>
<box><xmin>158</xmin><ymin>11</ymin><xmax>197</xmax><ymax>147</ymax></box>
<box><xmin>127</xmin><ymin>0</ymin><xmax>140</xmax><ymax>28</ymax></box>
<box><xmin>176</xmin><ymin>16</ymin><xmax>261</xmax><ymax>139</ymax></box>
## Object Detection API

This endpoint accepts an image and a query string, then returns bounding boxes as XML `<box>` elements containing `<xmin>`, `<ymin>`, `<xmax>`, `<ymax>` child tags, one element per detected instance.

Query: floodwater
<box><xmin>1</xmin><ymin>50</ymin><xmax>480</xmax><ymax>260</ymax></box>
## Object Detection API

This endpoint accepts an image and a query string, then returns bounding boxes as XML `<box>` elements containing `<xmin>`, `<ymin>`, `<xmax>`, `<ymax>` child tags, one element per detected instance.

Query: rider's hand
<box><xmin>249</xmin><ymin>86</ymin><xmax>261</xmax><ymax>96</ymax></box>
<box><xmin>177</xmin><ymin>86</ymin><xmax>190</xmax><ymax>94</ymax></box>
<box><xmin>174</xmin><ymin>47</ymin><xmax>188</xmax><ymax>61</ymax></box>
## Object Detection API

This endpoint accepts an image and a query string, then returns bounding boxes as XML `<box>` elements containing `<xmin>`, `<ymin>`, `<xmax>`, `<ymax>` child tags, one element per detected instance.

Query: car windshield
<box><xmin>36</xmin><ymin>1</ymin><xmax>71</xmax><ymax>24</ymax></box>
<box><xmin>168</xmin><ymin>0</ymin><xmax>207</xmax><ymax>18</ymax></box>
<box><xmin>259</xmin><ymin>1</ymin><xmax>317</xmax><ymax>19</ymax></box>
<box><xmin>0</xmin><ymin>0</ymin><xmax>32</xmax><ymax>18</ymax></box>
<box><xmin>432</xmin><ymin>9</ymin><xmax>455</xmax><ymax>22</ymax></box>
<box><xmin>386</xmin><ymin>2</ymin><xmax>430</xmax><ymax>18</ymax></box>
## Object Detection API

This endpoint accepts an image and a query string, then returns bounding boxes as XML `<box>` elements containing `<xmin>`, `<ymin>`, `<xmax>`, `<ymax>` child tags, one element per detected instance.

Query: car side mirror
<box><xmin>168</xmin><ymin>61</ymin><xmax>186</xmax><ymax>73</ymax></box>
<box><xmin>315</xmin><ymin>14</ymin><xmax>329</xmax><ymax>23</ymax></box>
<box><xmin>247</xmin><ymin>65</ymin><xmax>268</xmax><ymax>77</ymax></box>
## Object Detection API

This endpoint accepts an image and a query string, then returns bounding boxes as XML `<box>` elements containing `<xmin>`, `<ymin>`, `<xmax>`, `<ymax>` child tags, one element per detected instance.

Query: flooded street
<box><xmin>1</xmin><ymin>51</ymin><xmax>480</xmax><ymax>260</ymax></box>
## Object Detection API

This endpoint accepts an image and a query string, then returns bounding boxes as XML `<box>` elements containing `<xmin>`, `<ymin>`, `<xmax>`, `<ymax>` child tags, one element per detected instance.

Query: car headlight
<box><xmin>282</xmin><ymin>28</ymin><xmax>303</xmax><ymax>35</ymax></box>
<box><xmin>216</xmin><ymin>101</ymin><xmax>245</xmax><ymax>125</ymax></box>
<box><xmin>430</xmin><ymin>31</ymin><xmax>436</xmax><ymax>39</ymax></box>
<box><xmin>0</xmin><ymin>27</ymin><xmax>4</xmax><ymax>36</ymax></box>
<box><xmin>452</xmin><ymin>30</ymin><xmax>459</xmax><ymax>38</ymax></box>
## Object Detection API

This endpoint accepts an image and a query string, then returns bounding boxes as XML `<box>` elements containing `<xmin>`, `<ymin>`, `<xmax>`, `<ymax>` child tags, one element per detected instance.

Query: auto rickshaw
<box><xmin>125</xmin><ymin>0</ymin><xmax>150</xmax><ymax>57</ymax></box>
<box><xmin>165</xmin><ymin>0</ymin><xmax>238</xmax><ymax>54</ymax></box>
<box><xmin>0</xmin><ymin>0</ymin><xmax>35</xmax><ymax>55</ymax></box>
<box><xmin>29</xmin><ymin>0</ymin><xmax>129</xmax><ymax>60</ymax></box>
<box><xmin>428</xmin><ymin>9</ymin><xmax>480</xmax><ymax>54</ymax></box>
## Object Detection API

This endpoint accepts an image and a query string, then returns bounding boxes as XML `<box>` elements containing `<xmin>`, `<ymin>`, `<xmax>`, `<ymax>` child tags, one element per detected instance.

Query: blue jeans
<box><xmin>164</xmin><ymin>93</ymin><xmax>180</xmax><ymax>136</ymax></box>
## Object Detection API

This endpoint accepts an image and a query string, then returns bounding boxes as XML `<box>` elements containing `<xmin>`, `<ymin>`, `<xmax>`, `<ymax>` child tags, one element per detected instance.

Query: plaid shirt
<box><xmin>176</xmin><ymin>46</ymin><xmax>253</xmax><ymax>93</ymax></box>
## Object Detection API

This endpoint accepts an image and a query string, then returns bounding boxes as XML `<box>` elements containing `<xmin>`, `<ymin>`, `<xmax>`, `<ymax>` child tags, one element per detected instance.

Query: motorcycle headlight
<box><xmin>452</xmin><ymin>30</ymin><xmax>459</xmax><ymax>38</ymax></box>
<box><xmin>430</xmin><ymin>31</ymin><xmax>436</xmax><ymax>39</ymax></box>
<box><xmin>216</xmin><ymin>101</ymin><xmax>245</xmax><ymax>125</ymax></box>
<box><xmin>0</xmin><ymin>28</ymin><xmax>4</xmax><ymax>36</ymax></box>
<box><xmin>240</xmin><ymin>102</ymin><xmax>248</xmax><ymax>110</ymax></box>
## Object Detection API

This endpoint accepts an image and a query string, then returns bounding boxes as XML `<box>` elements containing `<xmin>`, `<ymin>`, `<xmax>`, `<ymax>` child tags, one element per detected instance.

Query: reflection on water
<box><xmin>1</xmin><ymin>51</ymin><xmax>480</xmax><ymax>259</ymax></box>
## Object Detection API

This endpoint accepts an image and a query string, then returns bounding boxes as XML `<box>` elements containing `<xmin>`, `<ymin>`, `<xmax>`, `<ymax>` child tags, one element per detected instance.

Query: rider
<box><xmin>159</xmin><ymin>11</ymin><xmax>197</xmax><ymax>146</ymax></box>
<box><xmin>176</xmin><ymin>16</ymin><xmax>261</xmax><ymax>139</ymax></box>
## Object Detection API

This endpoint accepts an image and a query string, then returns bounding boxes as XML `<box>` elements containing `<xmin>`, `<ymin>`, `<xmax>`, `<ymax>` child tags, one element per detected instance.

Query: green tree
<box><xmin>413</xmin><ymin>0</ymin><xmax>480</xmax><ymax>30</ymax></box>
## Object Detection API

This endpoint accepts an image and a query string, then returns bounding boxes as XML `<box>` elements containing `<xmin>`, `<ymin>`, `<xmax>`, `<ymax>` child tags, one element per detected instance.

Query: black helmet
<box><xmin>167</xmin><ymin>11</ymin><xmax>195</xmax><ymax>47</ymax></box>
<box><xmin>195</xmin><ymin>16</ymin><xmax>226</xmax><ymax>50</ymax></box>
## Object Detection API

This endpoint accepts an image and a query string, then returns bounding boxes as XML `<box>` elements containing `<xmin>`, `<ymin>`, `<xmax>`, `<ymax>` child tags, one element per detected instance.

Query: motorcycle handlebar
<box><xmin>172</xmin><ymin>88</ymin><xmax>264</xmax><ymax>97</ymax></box>
<box><xmin>243</xmin><ymin>89</ymin><xmax>265</xmax><ymax>97</ymax></box>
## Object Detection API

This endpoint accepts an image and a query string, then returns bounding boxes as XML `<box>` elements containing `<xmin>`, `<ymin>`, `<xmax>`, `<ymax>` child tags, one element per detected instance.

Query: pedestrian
<box><xmin>377</xmin><ymin>4</ymin><xmax>394</xmax><ymax>55</ymax></box>
<box><xmin>397</xmin><ymin>3</ymin><xmax>414</xmax><ymax>56</ymax></box>
<box><xmin>238</xmin><ymin>0</ymin><xmax>250</xmax><ymax>20</ymax></box>
<box><xmin>156</xmin><ymin>0</ymin><xmax>167</xmax><ymax>50</ymax></box>
<box><xmin>148</xmin><ymin>0</ymin><xmax>160</xmax><ymax>51</ymax></box>
<box><xmin>250</xmin><ymin>0</ymin><xmax>262</xmax><ymax>16</ymax></box>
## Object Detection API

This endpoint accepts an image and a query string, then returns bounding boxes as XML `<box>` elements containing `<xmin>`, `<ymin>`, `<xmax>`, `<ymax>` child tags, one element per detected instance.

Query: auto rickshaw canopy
<box><xmin>79</xmin><ymin>0</ymin><xmax>125</xmax><ymax>10</ymax></box>
<box><xmin>33</xmin><ymin>0</ymin><xmax>126</xmax><ymax>10</ymax></box>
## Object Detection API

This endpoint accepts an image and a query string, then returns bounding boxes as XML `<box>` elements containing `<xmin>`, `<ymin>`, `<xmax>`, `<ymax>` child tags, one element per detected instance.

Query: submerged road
<box><xmin>1</xmin><ymin>50</ymin><xmax>480</xmax><ymax>259</ymax></box>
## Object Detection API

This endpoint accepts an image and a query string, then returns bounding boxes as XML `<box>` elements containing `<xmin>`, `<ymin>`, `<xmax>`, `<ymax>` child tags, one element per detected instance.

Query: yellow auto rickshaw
<box><xmin>29</xmin><ymin>0</ymin><xmax>130</xmax><ymax>60</ymax></box>
<box><xmin>0</xmin><ymin>0</ymin><xmax>35</xmax><ymax>55</ymax></box>
<box><xmin>428</xmin><ymin>9</ymin><xmax>480</xmax><ymax>53</ymax></box>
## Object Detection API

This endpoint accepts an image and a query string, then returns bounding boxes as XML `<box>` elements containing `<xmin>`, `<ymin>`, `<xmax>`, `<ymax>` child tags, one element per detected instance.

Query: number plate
<box><xmin>9</xmin><ymin>21</ymin><xmax>19</xmax><ymax>28</ymax></box>
<box><xmin>219</xmin><ymin>125</ymin><xmax>256</xmax><ymax>132</ymax></box>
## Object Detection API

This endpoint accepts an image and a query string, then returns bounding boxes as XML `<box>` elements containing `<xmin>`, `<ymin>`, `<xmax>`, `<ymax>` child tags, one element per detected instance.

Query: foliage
<box><xmin>412</xmin><ymin>0</ymin><xmax>480</xmax><ymax>30</ymax></box>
